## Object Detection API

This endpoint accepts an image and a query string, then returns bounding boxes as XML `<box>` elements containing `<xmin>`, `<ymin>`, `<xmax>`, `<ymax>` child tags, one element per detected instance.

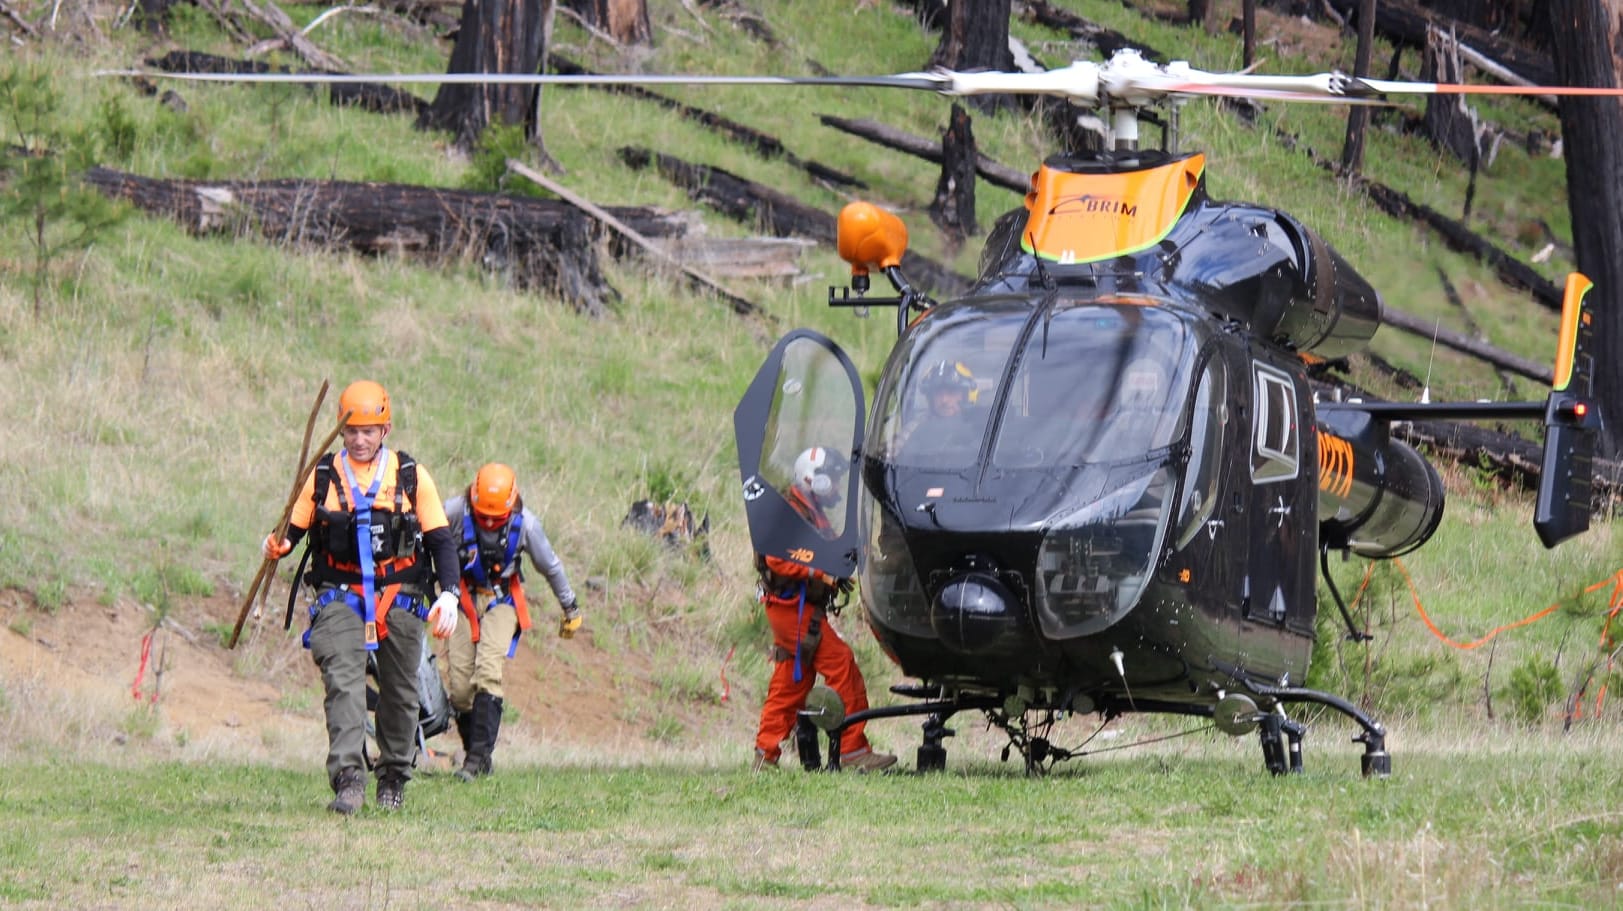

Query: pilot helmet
<box><xmin>921</xmin><ymin>359</ymin><xmax>978</xmax><ymax>403</ymax></box>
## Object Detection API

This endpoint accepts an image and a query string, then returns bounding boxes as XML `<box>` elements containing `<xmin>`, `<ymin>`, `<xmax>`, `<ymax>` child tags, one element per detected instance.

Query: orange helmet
<box><xmin>470</xmin><ymin>463</ymin><xmax>519</xmax><ymax>522</ymax></box>
<box><xmin>338</xmin><ymin>380</ymin><xmax>391</xmax><ymax>426</ymax></box>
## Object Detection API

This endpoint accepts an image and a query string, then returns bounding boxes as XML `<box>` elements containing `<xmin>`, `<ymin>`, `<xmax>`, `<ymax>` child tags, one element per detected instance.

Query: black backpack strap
<box><xmin>312</xmin><ymin>452</ymin><xmax>338</xmax><ymax>510</ymax></box>
<box><xmin>395</xmin><ymin>450</ymin><xmax>417</xmax><ymax>511</ymax></box>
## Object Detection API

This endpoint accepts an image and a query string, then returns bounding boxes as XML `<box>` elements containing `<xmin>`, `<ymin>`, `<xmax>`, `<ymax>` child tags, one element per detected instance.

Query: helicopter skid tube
<box><xmin>822</xmin><ymin>696</ymin><xmax>1002</xmax><ymax>771</ymax></box>
<box><xmin>1251</xmin><ymin>682</ymin><xmax>1391</xmax><ymax>778</ymax></box>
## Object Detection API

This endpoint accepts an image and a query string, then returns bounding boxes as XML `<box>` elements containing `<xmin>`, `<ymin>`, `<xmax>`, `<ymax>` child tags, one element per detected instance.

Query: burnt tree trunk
<box><xmin>82</xmin><ymin>168</ymin><xmax>691</xmax><ymax>316</ymax></box>
<box><xmin>929</xmin><ymin>0</ymin><xmax>1015</xmax><ymax>114</ymax></box>
<box><xmin>930</xmin><ymin>104</ymin><xmax>979</xmax><ymax>249</ymax></box>
<box><xmin>1339</xmin><ymin>0</ymin><xmax>1377</xmax><ymax>174</ymax></box>
<box><xmin>1422</xmin><ymin>27</ymin><xmax>1490</xmax><ymax>169</ymax></box>
<box><xmin>1546</xmin><ymin>0</ymin><xmax>1623</xmax><ymax>458</ymax></box>
<box><xmin>562</xmin><ymin>0</ymin><xmax>651</xmax><ymax>44</ymax></box>
<box><xmin>419</xmin><ymin>0</ymin><xmax>551</xmax><ymax>149</ymax></box>
<box><xmin>1242</xmin><ymin>0</ymin><xmax>1256</xmax><ymax>66</ymax></box>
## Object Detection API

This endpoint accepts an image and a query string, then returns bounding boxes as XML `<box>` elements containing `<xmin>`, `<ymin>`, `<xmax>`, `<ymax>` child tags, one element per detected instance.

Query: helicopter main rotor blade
<box><xmin>92</xmin><ymin>68</ymin><xmax>954</xmax><ymax>93</ymax></box>
<box><xmin>96</xmin><ymin>45</ymin><xmax>1623</xmax><ymax>107</ymax></box>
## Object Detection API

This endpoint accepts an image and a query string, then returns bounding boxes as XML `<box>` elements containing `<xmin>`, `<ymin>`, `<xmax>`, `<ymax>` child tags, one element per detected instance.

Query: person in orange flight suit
<box><xmin>752</xmin><ymin>447</ymin><xmax>896</xmax><ymax>773</ymax></box>
<box><xmin>262</xmin><ymin>380</ymin><xmax>462</xmax><ymax>814</ymax></box>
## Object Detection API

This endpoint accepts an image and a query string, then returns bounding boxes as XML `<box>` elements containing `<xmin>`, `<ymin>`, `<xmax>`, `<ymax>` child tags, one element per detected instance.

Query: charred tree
<box><xmin>929</xmin><ymin>104</ymin><xmax>979</xmax><ymax>250</ymax></box>
<box><xmin>561</xmin><ymin>0</ymin><xmax>651</xmax><ymax>44</ymax></box>
<box><xmin>419</xmin><ymin>0</ymin><xmax>552</xmax><ymax>149</ymax></box>
<box><xmin>1546</xmin><ymin>0</ymin><xmax>1623</xmax><ymax>458</ymax></box>
<box><xmin>1421</xmin><ymin>27</ymin><xmax>1494</xmax><ymax>170</ymax></box>
<box><xmin>929</xmin><ymin>0</ymin><xmax>1015</xmax><ymax>114</ymax></box>
<box><xmin>1339</xmin><ymin>0</ymin><xmax>1377</xmax><ymax>174</ymax></box>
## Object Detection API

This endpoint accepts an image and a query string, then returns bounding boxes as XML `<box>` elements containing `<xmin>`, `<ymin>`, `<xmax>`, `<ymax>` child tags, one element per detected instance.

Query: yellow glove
<box><xmin>262</xmin><ymin>534</ymin><xmax>292</xmax><ymax>561</ymax></box>
<box><xmin>559</xmin><ymin>602</ymin><xmax>582</xmax><ymax>639</ymax></box>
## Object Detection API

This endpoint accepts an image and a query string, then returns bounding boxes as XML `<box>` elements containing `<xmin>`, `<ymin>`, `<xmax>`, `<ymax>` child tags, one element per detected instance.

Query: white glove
<box><xmin>429</xmin><ymin>590</ymin><xmax>460</xmax><ymax>639</ymax></box>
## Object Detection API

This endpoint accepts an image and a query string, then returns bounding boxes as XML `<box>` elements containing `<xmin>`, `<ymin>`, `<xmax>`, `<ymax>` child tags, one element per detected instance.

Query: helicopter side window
<box><xmin>1174</xmin><ymin>355</ymin><xmax>1227</xmax><ymax>550</ymax></box>
<box><xmin>1250</xmin><ymin>363</ymin><xmax>1300</xmax><ymax>484</ymax></box>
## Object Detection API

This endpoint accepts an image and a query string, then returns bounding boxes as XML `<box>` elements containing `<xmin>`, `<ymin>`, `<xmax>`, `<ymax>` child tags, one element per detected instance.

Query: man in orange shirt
<box><xmin>263</xmin><ymin>380</ymin><xmax>462</xmax><ymax>813</ymax></box>
<box><xmin>752</xmin><ymin>447</ymin><xmax>895</xmax><ymax>773</ymax></box>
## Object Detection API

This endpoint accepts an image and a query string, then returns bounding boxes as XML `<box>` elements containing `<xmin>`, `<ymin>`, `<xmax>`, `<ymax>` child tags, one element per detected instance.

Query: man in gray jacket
<box><xmin>441</xmin><ymin>462</ymin><xmax>582</xmax><ymax>781</ymax></box>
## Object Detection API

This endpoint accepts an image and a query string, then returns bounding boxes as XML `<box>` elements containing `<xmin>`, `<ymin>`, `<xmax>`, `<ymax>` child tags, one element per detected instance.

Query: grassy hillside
<box><xmin>0</xmin><ymin>0</ymin><xmax>1616</xmax><ymax>745</ymax></box>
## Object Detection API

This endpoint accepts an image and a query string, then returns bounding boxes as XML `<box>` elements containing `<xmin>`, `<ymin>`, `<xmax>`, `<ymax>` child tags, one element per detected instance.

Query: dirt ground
<box><xmin>0</xmin><ymin>583</ymin><xmax>752</xmax><ymax>768</ymax></box>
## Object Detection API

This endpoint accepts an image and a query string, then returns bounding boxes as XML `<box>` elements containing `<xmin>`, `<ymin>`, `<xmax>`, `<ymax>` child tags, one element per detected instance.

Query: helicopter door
<box><xmin>734</xmin><ymin>329</ymin><xmax>866</xmax><ymax>580</ymax></box>
<box><xmin>1242</xmin><ymin>360</ymin><xmax>1317</xmax><ymax>634</ymax></box>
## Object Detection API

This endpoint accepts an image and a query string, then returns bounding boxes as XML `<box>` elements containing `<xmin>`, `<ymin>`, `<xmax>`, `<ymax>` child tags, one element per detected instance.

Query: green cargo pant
<box><xmin>308</xmin><ymin>594</ymin><xmax>425</xmax><ymax>787</ymax></box>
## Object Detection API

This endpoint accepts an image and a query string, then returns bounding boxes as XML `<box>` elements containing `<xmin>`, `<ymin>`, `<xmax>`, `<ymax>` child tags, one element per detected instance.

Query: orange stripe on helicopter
<box><xmin>1316</xmin><ymin>430</ymin><xmax>1354</xmax><ymax>499</ymax></box>
<box><xmin>1553</xmin><ymin>273</ymin><xmax>1592</xmax><ymax>392</ymax></box>
<box><xmin>1021</xmin><ymin>154</ymin><xmax>1205</xmax><ymax>265</ymax></box>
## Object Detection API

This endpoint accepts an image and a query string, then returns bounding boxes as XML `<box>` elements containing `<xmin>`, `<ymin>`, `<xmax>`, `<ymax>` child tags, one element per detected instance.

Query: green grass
<box><xmin>0</xmin><ymin>748</ymin><xmax>1620</xmax><ymax>909</ymax></box>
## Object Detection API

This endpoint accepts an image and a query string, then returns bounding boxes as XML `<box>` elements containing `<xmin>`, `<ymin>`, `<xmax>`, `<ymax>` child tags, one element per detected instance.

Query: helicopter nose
<box><xmin>932</xmin><ymin>573</ymin><xmax>1019</xmax><ymax>655</ymax></box>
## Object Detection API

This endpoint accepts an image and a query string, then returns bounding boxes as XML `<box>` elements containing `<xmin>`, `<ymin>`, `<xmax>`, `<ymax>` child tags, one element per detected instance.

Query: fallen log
<box><xmin>617</xmin><ymin>146</ymin><xmax>973</xmax><ymax>299</ymax></box>
<box><xmin>505</xmin><ymin>158</ymin><xmax>769</xmax><ymax>320</ymax></box>
<box><xmin>84</xmin><ymin>167</ymin><xmax>693</xmax><ymax>316</ymax></box>
<box><xmin>146</xmin><ymin>51</ymin><xmax>428</xmax><ymax>116</ymax></box>
<box><xmin>1358</xmin><ymin>179</ymin><xmax>1563</xmax><ymax>313</ymax></box>
<box><xmin>547</xmin><ymin>53</ymin><xmax>865</xmax><ymax>191</ymax></box>
<box><xmin>1017</xmin><ymin>0</ymin><xmax>1168</xmax><ymax>61</ymax></box>
<box><xmin>818</xmin><ymin>114</ymin><xmax>1030</xmax><ymax>194</ymax></box>
<box><xmin>1379</xmin><ymin>303</ymin><xmax>1551</xmax><ymax>384</ymax></box>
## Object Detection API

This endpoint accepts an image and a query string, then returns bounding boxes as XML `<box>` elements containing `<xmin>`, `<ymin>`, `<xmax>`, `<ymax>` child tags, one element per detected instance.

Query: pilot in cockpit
<box><xmin>894</xmin><ymin>359</ymin><xmax>983</xmax><ymax>460</ymax></box>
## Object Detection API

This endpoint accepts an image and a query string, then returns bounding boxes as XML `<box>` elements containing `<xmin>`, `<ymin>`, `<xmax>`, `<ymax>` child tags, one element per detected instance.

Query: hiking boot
<box><xmin>454</xmin><ymin>754</ymin><xmax>489</xmax><ymax>783</ymax></box>
<box><xmin>376</xmin><ymin>773</ymin><xmax>407</xmax><ymax>811</ymax></box>
<box><xmin>327</xmin><ymin>767</ymin><xmax>365</xmax><ymax>815</ymax></box>
<box><xmin>751</xmin><ymin>748</ymin><xmax>779</xmax><ymax>772</ymax></box>
<box><xmin>841</xmin><ymin>749</ymin><xmax>897</xmax><ymax>773</ymax></box>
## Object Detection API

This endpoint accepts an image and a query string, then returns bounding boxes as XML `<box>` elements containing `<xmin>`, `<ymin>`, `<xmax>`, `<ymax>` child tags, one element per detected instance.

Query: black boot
<box><xmin>483</xmin><ymin>695</ymin><xmax>504</xmax><ymax>775</ymax></box>
<box><xmin>327</xmin><ymin>767</ymin><xmax>365</xmax><ymax>815</ymax></box>
<box><xmin>457</xmin><ymin>692</ymin><xmax>501</xmax><ymax>781</ymax></box>
<box><xmin>455</xmin><ymin>709</ymin><xmax>474</xmax><ymax>759</ymax></box>
<box><xmin>376</xmin><ymin>770</ymin><xmax>407</xmax><ymax>810</ymax></box>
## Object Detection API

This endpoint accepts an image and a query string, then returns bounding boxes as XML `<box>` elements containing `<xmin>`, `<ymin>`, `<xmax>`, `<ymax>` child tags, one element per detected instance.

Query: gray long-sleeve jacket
<box><xmin>442</xmin><ymin>495</ymin><xmax>576</xmax><ymax>611</ymax></box>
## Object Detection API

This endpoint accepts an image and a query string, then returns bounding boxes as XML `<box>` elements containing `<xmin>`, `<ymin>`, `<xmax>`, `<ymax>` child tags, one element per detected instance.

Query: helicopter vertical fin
<box><xmin>1533</xmin><ymin>273</ymin><xmax>1601</xmax><ymax>548</ymax></box>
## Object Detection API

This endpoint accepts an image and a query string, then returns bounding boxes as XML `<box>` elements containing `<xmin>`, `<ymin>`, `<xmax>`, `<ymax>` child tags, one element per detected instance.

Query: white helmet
<box><xmin>792</xmin><ymin>447</ymin><xmax>838</xmax><ymax>499</ymax></box>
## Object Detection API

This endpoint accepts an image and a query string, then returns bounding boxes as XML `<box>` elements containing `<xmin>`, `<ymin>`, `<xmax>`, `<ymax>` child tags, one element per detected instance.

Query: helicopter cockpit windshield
<box><xmin>872</xmin><ymin>297</ymin><xmax>1197</xmax><ymax>471</ymax></box>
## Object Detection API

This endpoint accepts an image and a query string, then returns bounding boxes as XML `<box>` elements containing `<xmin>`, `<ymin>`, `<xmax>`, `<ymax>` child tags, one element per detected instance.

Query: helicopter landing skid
<box><xmin>815</xmin><ymin>696</ymin><xmax>999</xmax><ymax>772</ymax></box>
<box><xmin>1252</xmin><ymin>682</ymin><xmax>1392</xmax><ymax>779</ymax></box>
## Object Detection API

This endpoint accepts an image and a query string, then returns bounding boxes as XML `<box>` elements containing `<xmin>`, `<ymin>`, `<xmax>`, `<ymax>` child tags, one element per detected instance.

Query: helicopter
<box><xmin>729</xmin><ymin>48</ymin><xmax>1606</xmax><ymax>779</ymax></box>
<box><xmin>111</xmin><ymin>42</ymin><xmax>1609</xmax><ymax>779</ymax></box>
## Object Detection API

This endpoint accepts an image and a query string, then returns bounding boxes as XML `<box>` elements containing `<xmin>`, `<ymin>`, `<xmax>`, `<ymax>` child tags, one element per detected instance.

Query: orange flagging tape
<box><xmin>1349</xmin><ymin>562</ymin><xmax>1623</xmax><ymax>653</ymax></box>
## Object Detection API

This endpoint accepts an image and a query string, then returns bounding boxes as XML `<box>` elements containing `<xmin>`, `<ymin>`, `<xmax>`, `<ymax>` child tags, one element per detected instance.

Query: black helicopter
<box><xmin>116</xmin><ymin>44</ymin><xmax>1608</xmax><ymax>778</ymax></box>
<box><xmin>731</xmin><ymin>49</ymin><xmax>1605</xmax><ymax>778</ymax></box>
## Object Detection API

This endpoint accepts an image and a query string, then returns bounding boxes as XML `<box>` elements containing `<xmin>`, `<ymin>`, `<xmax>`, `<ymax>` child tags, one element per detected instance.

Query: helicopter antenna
<box><xmin>1109</xmin><ymin>648</ymin><xmax>1136</xmax><ymax>711</ymax></box>
<box><xmin>1421</xmin><ymin>316</ymin><xmax>1441</xmax><ymax>404</ymax></box>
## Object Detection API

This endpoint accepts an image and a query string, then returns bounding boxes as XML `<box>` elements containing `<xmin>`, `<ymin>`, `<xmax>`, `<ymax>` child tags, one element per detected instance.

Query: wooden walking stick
<box><xmin>255</xmin><ymin>381</ymin><xmax>328</xmax><ymax>620</ymax></box>
<box><xmin>229</xmin><ymin>385</ymin><xmax>352</xmax><ymax>649</ymax></box>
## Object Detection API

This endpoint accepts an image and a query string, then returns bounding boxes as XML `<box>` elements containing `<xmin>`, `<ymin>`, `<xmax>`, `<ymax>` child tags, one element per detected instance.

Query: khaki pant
<box><xmin>447</xmin><ymin>600</ymin><xmax>520</xmax><ymax>711</ymax></box>
<box><xmin>307</xmin><ymin>595</ymin><xmax>425</xmax><ymax>786</ymax></box>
